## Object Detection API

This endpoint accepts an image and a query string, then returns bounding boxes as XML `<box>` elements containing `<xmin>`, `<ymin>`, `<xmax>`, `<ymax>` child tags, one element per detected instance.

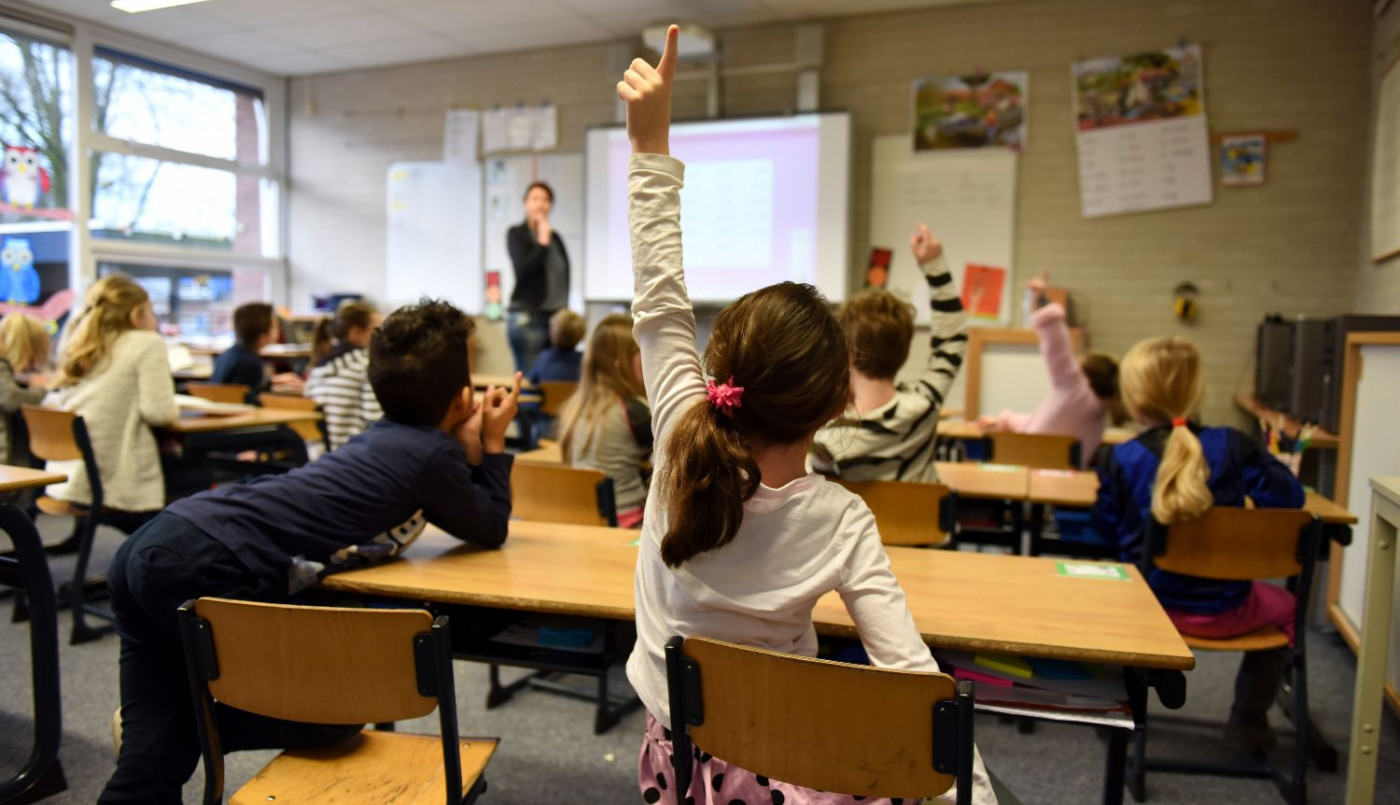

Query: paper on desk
<box><xmin>978</xmin><ymin>702</ymin><xmax>1135</xmax><ymax>730</ymax></box>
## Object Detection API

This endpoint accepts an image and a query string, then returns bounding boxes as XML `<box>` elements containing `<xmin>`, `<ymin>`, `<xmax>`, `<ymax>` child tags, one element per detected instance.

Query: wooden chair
<box><xmin>510</xmin><ymin>462</ymin><xmax>617</xmax><ymax>527</ymax></box>
<box><xmin>836</xmin><ymin>479</ymin><xmax>956</xmax><ymax>547</ymax></box>
<box><xmin>187</xmin><ymin>383</ymin><xmax>251</xmax><ymax>405</ymax></box>
<box><xmin>178</xmin><ymin>598</ymin><xmax>497</xmax><ymax>805</ymax></box>
<box><xmin>21</xmin><ymin>405</ymin><xmax>122</xmax><ymax>644</ymax></box>
<box><xmin>984</xmin><ymin>431</ymin><xmax>1081</xmax><ymax>470</ymax></box>
<box><xmin>1130</xmin><ymin>508</ymin><xmax>1325</xmax><ymax>805</ymax></box>
<box><xmin>259</xmin><ymin>393</ymin><xmax>328</xmax><ymax>451</ymax></box>
<box><xmin>536</xmin><ymin>381</ymin><xmax>577</xmax><ymax>419</ymax></box>
<box><xmin>665</xmin><ymin>636</ymin><xmax>977</xmax><ymax>805</ymax></box>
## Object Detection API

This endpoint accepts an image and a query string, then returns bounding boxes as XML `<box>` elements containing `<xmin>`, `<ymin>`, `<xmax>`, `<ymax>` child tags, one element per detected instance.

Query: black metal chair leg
<box><xmin>69</xmin><ymin>516</ymin><xmax>110</xmax><ymax>645</ymax></box>
<box><xmin>1129</xmin><ymin>726</ymin><xmax>1147</xmax><ymax>802</ymax></box>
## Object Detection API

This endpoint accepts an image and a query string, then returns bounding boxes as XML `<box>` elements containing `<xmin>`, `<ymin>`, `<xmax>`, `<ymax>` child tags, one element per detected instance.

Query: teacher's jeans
<box><xmin>506</xmin><ymin>309</ymin><xmax>551</xmax><ymax>375</ymax></box>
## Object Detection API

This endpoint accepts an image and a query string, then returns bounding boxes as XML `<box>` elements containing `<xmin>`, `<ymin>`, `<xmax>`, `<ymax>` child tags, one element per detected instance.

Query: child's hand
<box><xmin>617</xmin><ymin>24</ymin><xmax>678</xmax><ymax>155</ymax></box>
<box><xmin>480</xmin><ymin>372</ymin><xmax>523</xmax><ymax>454</ymax></box>
<box><xmin>455</xmin><ymin>397</ymin><xmax>485</xmax><ymax>465</ymax></box>
<box><xmin>975</xmin><ymin>415</ymin><xmax>998</xmax><ymax>430</ymax></box>
<box><xmin>910</xmin><ymin>224</ymin><xmax>944</xmax><ymax>264</ymax></box>
<box><xmin>1028</xmin><ymin>271</ymin><xmax>1048</xmax><ymax>296</ymax></box>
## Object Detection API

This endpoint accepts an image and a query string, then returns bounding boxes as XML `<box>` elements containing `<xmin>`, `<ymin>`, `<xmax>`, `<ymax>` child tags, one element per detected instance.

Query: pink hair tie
<box><xmin>706</xmin><ymin>376</ymin><xmax>744</xmax><ymax>416</ymax></box>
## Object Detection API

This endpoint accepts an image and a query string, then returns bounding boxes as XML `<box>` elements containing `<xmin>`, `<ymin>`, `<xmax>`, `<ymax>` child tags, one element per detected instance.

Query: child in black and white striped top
<box><xmin>305</xmin><ymin>301</ymin><xmax>382</xmax><ymax>449</ymax></box>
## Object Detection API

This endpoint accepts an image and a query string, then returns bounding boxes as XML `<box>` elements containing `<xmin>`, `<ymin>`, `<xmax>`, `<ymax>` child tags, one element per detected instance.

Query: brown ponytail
<box><xmin>1119</xmin><ymin>337</ymin><xmax>1212</xmax><ymax>524</ymax></box>
<box><xmin>313</xmin><ymin>301</ymin><xmax>377</xmax><ymax>364</ymax></box>
<box><xmin>1081</xmin><ymin>351</ymin><xmax>1128</xmax><ymax>426</ymax></box>
<box><xmin>658</xmin><ymin>282</ymin><xmax>851</xmax><ymax>567</ymax></box>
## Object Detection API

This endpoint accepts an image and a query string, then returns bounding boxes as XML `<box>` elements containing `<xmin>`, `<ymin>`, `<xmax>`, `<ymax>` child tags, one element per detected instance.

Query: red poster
<box><xmin>962</xmin><ymin>263</ymin><xmax>1006</xmax><ymax>320</ymax></box>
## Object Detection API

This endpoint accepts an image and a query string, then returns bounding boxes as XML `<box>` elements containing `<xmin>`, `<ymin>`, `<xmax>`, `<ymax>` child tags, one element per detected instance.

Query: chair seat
<box><xmin>36</xmin><ymin>496</ymin><xmax>88</xmax><ymax>517</ymax></box>
<box><xmin>1182</xmin><ymin>625</ymin><xmax>1289</xmax><ymax>652</ymax></box>
<box><xmin>231</xmin><ymin>730</ymin><xmax>498</xmax><ymax>805</ymax></box>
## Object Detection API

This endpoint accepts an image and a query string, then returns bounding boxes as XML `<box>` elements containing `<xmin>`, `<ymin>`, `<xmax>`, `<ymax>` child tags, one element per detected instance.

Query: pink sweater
<box><xmin>996</xmin><ymin>303</ymin><xmax>1105</xmax><ymax>466</ymax></box>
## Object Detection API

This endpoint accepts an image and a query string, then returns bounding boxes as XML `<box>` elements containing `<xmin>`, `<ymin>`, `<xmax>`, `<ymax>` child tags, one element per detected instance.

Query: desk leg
<box><xmin>1104</xmin><ymin>727</ymin><xmax>1127</xmax><ymax>805</ymax></box>
<box><xmin>1028</xmin><ymin>503</ymin><xmax>1046</xmax><ymax>556</ymax></box>
<box><xmin>1344</xmin><ymin>496</ymin><xmax>1400</xmax><ymax>805</ymax></box>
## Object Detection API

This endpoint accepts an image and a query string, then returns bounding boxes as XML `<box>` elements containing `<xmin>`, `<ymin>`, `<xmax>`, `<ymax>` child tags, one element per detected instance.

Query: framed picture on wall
<box><xmin>1220</xmin><ymin>134</ymin><xmax>1267</xmax><ymax>186</ymax></box>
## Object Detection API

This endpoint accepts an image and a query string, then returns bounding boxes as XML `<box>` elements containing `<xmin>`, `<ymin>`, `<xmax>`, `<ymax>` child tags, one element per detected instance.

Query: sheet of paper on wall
<box><xmin>482</xmin><ymin>108</ymin><xmax>509</xmax><ymax>154</ymax></box>
<box><xmin>1072</xmin><ymin>44</ymin><xmax>1213</xmax><ymax>218</ymax></box>
<box><xmin>1371</xmin><ymin>57</ymin><xmax>1400</xmax><ymax>262</ymax></box>
<box><xmin>506</xmin><ymin>106</ymin><xmax>536</xmax><ymax>151</ymax></box>
<box><xmin>532</xmin><ymin>103</ymin><xmax>558</xmax><ymax>151</ymax></box>
<box><xmin>443</xmin><ymin>108</ymin><xmax>480</xmax><ymax>163</ymax></box>
<box><xmin>962</xmin><ymin>263</ymin><xmax>1006</xmax><ymax>320</ymax></box>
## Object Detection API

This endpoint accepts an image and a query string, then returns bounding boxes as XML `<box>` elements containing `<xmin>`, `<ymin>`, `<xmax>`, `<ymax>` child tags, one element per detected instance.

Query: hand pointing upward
<box><xmin>617</xmin><ymin>24</ymin><xmax>678</xmax><ymax>156</ymax></box>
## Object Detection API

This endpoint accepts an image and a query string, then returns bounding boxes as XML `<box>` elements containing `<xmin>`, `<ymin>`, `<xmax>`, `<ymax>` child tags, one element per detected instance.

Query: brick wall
<box><xmin>287</xmin><ymin>0</ymin><xmax>1373</xmax><ymax>424</ymax></box>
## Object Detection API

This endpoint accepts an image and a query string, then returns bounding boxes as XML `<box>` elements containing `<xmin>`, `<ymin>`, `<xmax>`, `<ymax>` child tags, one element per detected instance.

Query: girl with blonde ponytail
<box><xmin>1094</xmin><ymin>335</ymin><xmax>1305</xmax><ymax>751</ymax></box>
<box><xmin>616</xmin><ymin>27</ymin><xmax>999</xmax><ymax>805</ymax></box>
<box><xmin>46</xmin><ymin>273</ymin><xmax>179</xmax><ymax>515</ymax></box>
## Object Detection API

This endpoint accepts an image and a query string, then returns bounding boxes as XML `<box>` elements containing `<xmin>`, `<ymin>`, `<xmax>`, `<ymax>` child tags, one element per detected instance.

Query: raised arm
<box><xmin>910</xmin><ymin>226</ymin><xmax>968</xmax><ymax>407</ymax></box>
<box><xmin>619</xmin><ymin>25</ymin><xmax>706</xmax><ymax>440</ymax></box>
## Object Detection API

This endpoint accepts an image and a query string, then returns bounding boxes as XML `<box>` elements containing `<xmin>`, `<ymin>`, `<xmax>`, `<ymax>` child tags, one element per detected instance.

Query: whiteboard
<box><xmin>1337</xmin><ymin>344</ymin><xmax>1400</xmax><ymax>692</ymax></box>
<box><xmin>482</xmin><ymin>153</ymin><xmax>584</xmax><ymax>313</ymax></box>
<box><xmin>385</xmin><ymin>161</ymin><xmax>483</xmax><ymax>311</ymax></box>
<box><xmin>869</xmin><ymin>137</ymin><xmax>1017</xmax><ymax>324</ymax></box>
<box><xmin>977</xmin><ymin>343</ymin><xmax>1052</xmax><ymax>417</ymax></box>
<box><xmin>1372</xmin><ymin>58</ymin><xmax>1400</xmax><ymax>263</ymax></box>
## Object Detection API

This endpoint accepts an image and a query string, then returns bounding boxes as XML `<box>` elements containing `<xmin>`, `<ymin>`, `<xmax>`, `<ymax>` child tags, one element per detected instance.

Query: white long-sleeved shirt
<box><xmin>45</xmin><ymin>330</ymin><xmax>179</xmax><ymax>511</ymax></box>
<box><xmin>811</xmin><ymin>254</ymin><xmax>968</xmax><ymax>483</ymax></box>
<box><xmin>622</xmin><ymin>153</ymin><xmax>995</xmax><ymax>804</ymax></box>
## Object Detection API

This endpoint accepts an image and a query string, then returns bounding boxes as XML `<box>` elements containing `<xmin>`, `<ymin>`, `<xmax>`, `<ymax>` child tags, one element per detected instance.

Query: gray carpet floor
<box><xmin>3</xmin><ymin>520</ymin><xmax>1399</xmax><ymax>804</ymax></box>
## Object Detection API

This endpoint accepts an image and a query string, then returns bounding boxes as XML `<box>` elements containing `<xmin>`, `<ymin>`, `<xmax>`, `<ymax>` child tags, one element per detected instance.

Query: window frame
<box><xmin>0</xmin><ymin>5</ymin><xmax>288</xmax><ymax>306</ymax></box>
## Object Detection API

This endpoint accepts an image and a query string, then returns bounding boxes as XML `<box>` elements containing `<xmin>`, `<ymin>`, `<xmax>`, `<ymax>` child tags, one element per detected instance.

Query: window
<box><xmin>89</xmin><ymin>48</ymin><xmax>277</xmax><ymax>257</ymax></box>
<box><xmin>100</xmin><ymin>261</ymin><xmax>270</xmax><ymax>337</ymax></box>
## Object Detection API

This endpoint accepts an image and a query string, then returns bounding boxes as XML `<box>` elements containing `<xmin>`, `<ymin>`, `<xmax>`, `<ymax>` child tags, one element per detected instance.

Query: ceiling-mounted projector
<box><xmin>642</xmin><ymin>23</ymin><xmax>716</xmax><ymax>58</ymax></box>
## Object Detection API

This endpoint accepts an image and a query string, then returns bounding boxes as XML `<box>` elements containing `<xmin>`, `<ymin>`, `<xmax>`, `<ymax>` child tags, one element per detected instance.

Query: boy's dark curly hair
<box><xmin>369</xmin><ymin>299</ymin><xmax>475</xmax><ymax>426</ymax></box>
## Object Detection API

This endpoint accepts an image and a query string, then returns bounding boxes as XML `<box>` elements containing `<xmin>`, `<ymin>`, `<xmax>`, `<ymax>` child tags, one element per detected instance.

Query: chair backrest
<box><xmin>179</xmin><ymin>598</ymin><xmax>464</xmax><ymax>805</ymax></box>
<box><xmin>986</xmin><ymin>431</ymin><xmax>1080</xmax><ymax>470</ymax></box>
<box><xmin>537</xmin><ymin>380</ymin><xmax>578</xmax><ymax>418</ymax></box>
<box><xmin>258</xmin><ymin>393</ymin><xmax>325</xmax><ymax>445</ymax></box>
<box><xmin>187</xmin><ymin>383</ymin><xmax>250</xmax><ymax>405</ymax></box>
<box><xmin>835</xmin><ymin>479</ymin><xmax>955</xmax><ymax>547</ymax></box>
<box><xmin>510</xmin><ymin>462</ymin><xmax>617</xmax><ymax>526</ymax></box>
<box><xmin>666</xmin><ymin>636</ymin><xmax>973</xmax><ymax>804</ymax></box>
<box><xmin>20</xmin><ymin>406</ymin><xmax>82</xmax><ymax>462</ymax></box>
<box><xmin>1147</xmin><ymin>507</ymin><xmax>1320</xmax><ymax>582</ymax></box>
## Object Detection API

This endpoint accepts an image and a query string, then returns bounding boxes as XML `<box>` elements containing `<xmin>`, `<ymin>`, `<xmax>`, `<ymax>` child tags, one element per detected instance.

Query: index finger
<box><xmin>918</xmin><ymin>224</ymin><xmax>931</xmax><ymax>240</ymax></box>
<box><xmin>510</xmin><ymin>371</ymin><xmax>523</xmax><ymax>403</ymax></box>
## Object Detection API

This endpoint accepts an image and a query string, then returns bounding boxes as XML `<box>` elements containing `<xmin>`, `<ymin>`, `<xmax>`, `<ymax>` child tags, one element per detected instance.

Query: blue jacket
<box><xmin>1092</xmin><ymin>423</ymin><xmax>1304</xmax><ymax>614</ymax></box>
<box><xmin>528</xmin><ymin>347</ymin><xmax>582</xmax><ymax>385</ymax></box>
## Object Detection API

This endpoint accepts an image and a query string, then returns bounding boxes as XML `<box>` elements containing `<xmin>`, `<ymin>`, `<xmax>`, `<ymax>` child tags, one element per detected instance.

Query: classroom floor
<box><xmin>3</xmin><ymin>521</ymin><xmax>1400</xmax><ymax>805</ymax></box>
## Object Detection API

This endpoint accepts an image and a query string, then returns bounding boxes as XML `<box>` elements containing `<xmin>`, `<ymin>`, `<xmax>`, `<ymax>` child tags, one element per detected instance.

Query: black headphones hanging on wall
<box><xmin>1173</xmin><ymin>281</ymin><xmax>1199</xmax><ymax>322</ymax></box>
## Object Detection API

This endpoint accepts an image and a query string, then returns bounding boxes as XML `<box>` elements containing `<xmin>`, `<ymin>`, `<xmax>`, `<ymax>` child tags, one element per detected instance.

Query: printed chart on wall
<box><xmin>869</xmin><ymin>134</ymin><xmax>1017</xmax><ymax>325</ymax></box>
<box><xmin>1072</xmin><ymin>45</ymin><xmax>1213</xmax><ymax>218</ymax></box>
<box><xmin>481</xmin><ymin>153</ymin><xmax>584</xmax><ymax>315</ymax></box>
<box><xmin>1372</xmin><ymin>56</ymin><xmax>1400</xmax><ymax>263</ymax></box>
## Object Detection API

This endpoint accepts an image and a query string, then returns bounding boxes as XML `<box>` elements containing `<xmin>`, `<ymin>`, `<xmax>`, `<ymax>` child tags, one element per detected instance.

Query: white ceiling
<box><xmin>38</xmin><ymin>0</ymin><xmax>1010</xmax><ymax>77</ymax></box>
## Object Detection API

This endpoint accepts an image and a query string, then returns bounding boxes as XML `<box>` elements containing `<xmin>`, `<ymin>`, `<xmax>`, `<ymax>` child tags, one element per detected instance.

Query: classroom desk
<box><xmin>936</xmin><ymin>419</ymin><xmax>1135</xmax><ymax>447</ymax></box>
<box><xmin>163</xmin><ymin>407</ymin><xmax>321</xmax><ymax>434</ymax></box>
<box><xmin>182</xmin><ymin>343</ymin><xmax>313</xmax><ymax>361</ymax></box>
<box><xmin>163</xmin><ymin>407</ymin><xmax>323</xmax><ymax>471</ymax></box>
<box><xmin>0</xmin><ymin>472</ymin><xmax>68</xmax><ymax>803</ymax></box>
<box><xmin>935</xmin><ymin>461</ymin><xmax>1029</xmax><ymax>500</ymax></box>
<box><xmin>1346</xmin><ymin>477</ymin><xmax>1400</xmax><ymax>805</ymax></box>
<box><xmin>172</xmin><ymin>364</ymin><xmax>213</xmax><ymax>381</ymax></box>
<box><xmin>322</xmin><ymin>520</ymin><xmax>1192</xmax><ymax>805</ymax></box>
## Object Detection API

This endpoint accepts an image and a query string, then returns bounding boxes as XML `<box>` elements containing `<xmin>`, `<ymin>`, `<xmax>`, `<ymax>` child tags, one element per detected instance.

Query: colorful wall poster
<box><xmin>1072</xmin><ymin>45</ymin><xmax>1213</xmax><ymax>217</ymax></box>
<box><xmin>913</xmin><ymin>72</ymin><xmax>1028</xmax><ymax>152</ymax></box>
<box><xmin>1220</xmin><ymin>134</ymin><xmax>1267</xmax><ymax>186</ymax></box>
<box><xmin>962</xmin><ymin>263</ymin><xmax>1007</xmax><ymax>320</ymax></box>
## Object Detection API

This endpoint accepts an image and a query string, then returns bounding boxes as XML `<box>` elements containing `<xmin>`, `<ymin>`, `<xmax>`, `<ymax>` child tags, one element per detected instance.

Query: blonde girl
<box><xmin>558</xmin><ymin>313</ymin><xmax>652</xmax><ymax>528</ymax></box>
<box><xmin>0</xmin><ymin>313</ymin><xmax>50</xmax><ymax>465</ymax></box>
<box><xmin>46</xmin><ymin>274</ymin><xmax>178</xmax><ymax>513</ymax></box>
<box><xmin>305</xmin><ymin>301</ymin><xmax>383</xmax><ymax>449</ymax></box>
<box><xmin>616</xmin><ymin>27</ymin><xmax>996</xmax><ymax>805</ymax></box>
<box><xmin>1092</xmin><ymin>336</ymin><xmax>1304</xmax><ymax>751</ymax></box>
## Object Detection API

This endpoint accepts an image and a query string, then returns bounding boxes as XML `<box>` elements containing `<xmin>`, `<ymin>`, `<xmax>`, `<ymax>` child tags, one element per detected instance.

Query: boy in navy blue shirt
<box><xmin>527</xmin><ymin>308</ymin><xmax>585</xmax><ymax>384</ymax></box>
<box><xmin>99</xmin><ymin>300</ymin><xmax>521</xmax><ymax>805</ymax></box>
<box><xmin>211</xmin><ymin>303</ymin><xmax>303</xmax><ymax>401</ymax></box>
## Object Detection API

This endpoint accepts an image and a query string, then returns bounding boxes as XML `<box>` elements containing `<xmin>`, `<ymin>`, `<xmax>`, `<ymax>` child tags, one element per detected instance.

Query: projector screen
<box><xmin>584</xmin><ymin>113</ymin><xmax>851</xmax><ymax>304</ymax></box>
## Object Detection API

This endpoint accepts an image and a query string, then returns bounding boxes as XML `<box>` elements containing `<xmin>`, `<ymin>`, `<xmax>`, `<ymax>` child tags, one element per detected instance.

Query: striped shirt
<box><xmin>305</xmin><ymin>344</ymin><xmax>383</xmax><ymax>450</ymax></box>
<box><xmin>810</xmin><ymin>253</ymin><xmax>968</xmax><ymax>483</ymax></box>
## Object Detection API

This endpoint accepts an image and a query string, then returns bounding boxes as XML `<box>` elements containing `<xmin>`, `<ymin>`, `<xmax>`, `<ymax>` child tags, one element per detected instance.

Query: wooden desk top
<box><xmin>322</xmin><ymin>521</ymin><xmax>1194</xmax><ymax>671</ymax></box>
<box><xmin>0</xmin><ymin>466</ymin><xmax>66</xmax><ymax>492</ymax></box>
<box><xmin>1233</xmin><ymin>394</ymin><xmax>1340</xmax><ymax>450</ymax></box>
<box><xmin>164</xmin><ymin>407</ymin><xmax>322</xmax><ymax>434</ymax></box>
<box><xmin>1026</xmin><ymin>468</ymin><xmax>1357</xmax><ymax>525</ymax></box>
<box><xmin>172</xmin><ymin>365</ymin><xmax>213</xmax><ymax>381</ymax></box>
<box><xmin>934</xmin><ymin>462</ymin><xmax>1028</xmax><ymax>500</ymax></box>
<box><xmin>936</xmin><ymin>420</ymin><xmax>1135</xmax><ymax>447</ymax></box>
<box><xmin>180</xmin><ymin>343</ymin><xmax>313</xmax><ymax>361</ymax></box>
<box><xmin>516</xmin><ymin>442</ymin><xmax>563</xmax><ymax>465</ymax></box>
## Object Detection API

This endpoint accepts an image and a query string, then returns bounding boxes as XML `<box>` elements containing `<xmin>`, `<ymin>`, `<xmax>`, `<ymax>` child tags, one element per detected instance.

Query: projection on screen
<box><xmin>584</xmin><ymin>113</ymin><xmax>851</xmax><ymax>304</ymax></box>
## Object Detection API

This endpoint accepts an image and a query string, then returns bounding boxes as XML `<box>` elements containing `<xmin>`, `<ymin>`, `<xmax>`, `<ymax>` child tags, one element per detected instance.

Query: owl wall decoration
<box><xmin>3</xmin><ymin>146</ymin><xmax>51</xmax><ymax>209</ymax></box>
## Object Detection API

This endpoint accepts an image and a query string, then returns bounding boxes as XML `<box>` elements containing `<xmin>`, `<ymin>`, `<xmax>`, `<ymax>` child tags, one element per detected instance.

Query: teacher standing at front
<box><xmin>506</xmin><ymin>181</ymin><xmax>570</xmax><ymax>373</ymax></box>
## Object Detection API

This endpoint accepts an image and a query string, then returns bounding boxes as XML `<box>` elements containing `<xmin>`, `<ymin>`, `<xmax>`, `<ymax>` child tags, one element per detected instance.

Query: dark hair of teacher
<box><xmin>506</xmin><ymin>181</ymin><xmax>570</xmax><ymax>373</ymax></box>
